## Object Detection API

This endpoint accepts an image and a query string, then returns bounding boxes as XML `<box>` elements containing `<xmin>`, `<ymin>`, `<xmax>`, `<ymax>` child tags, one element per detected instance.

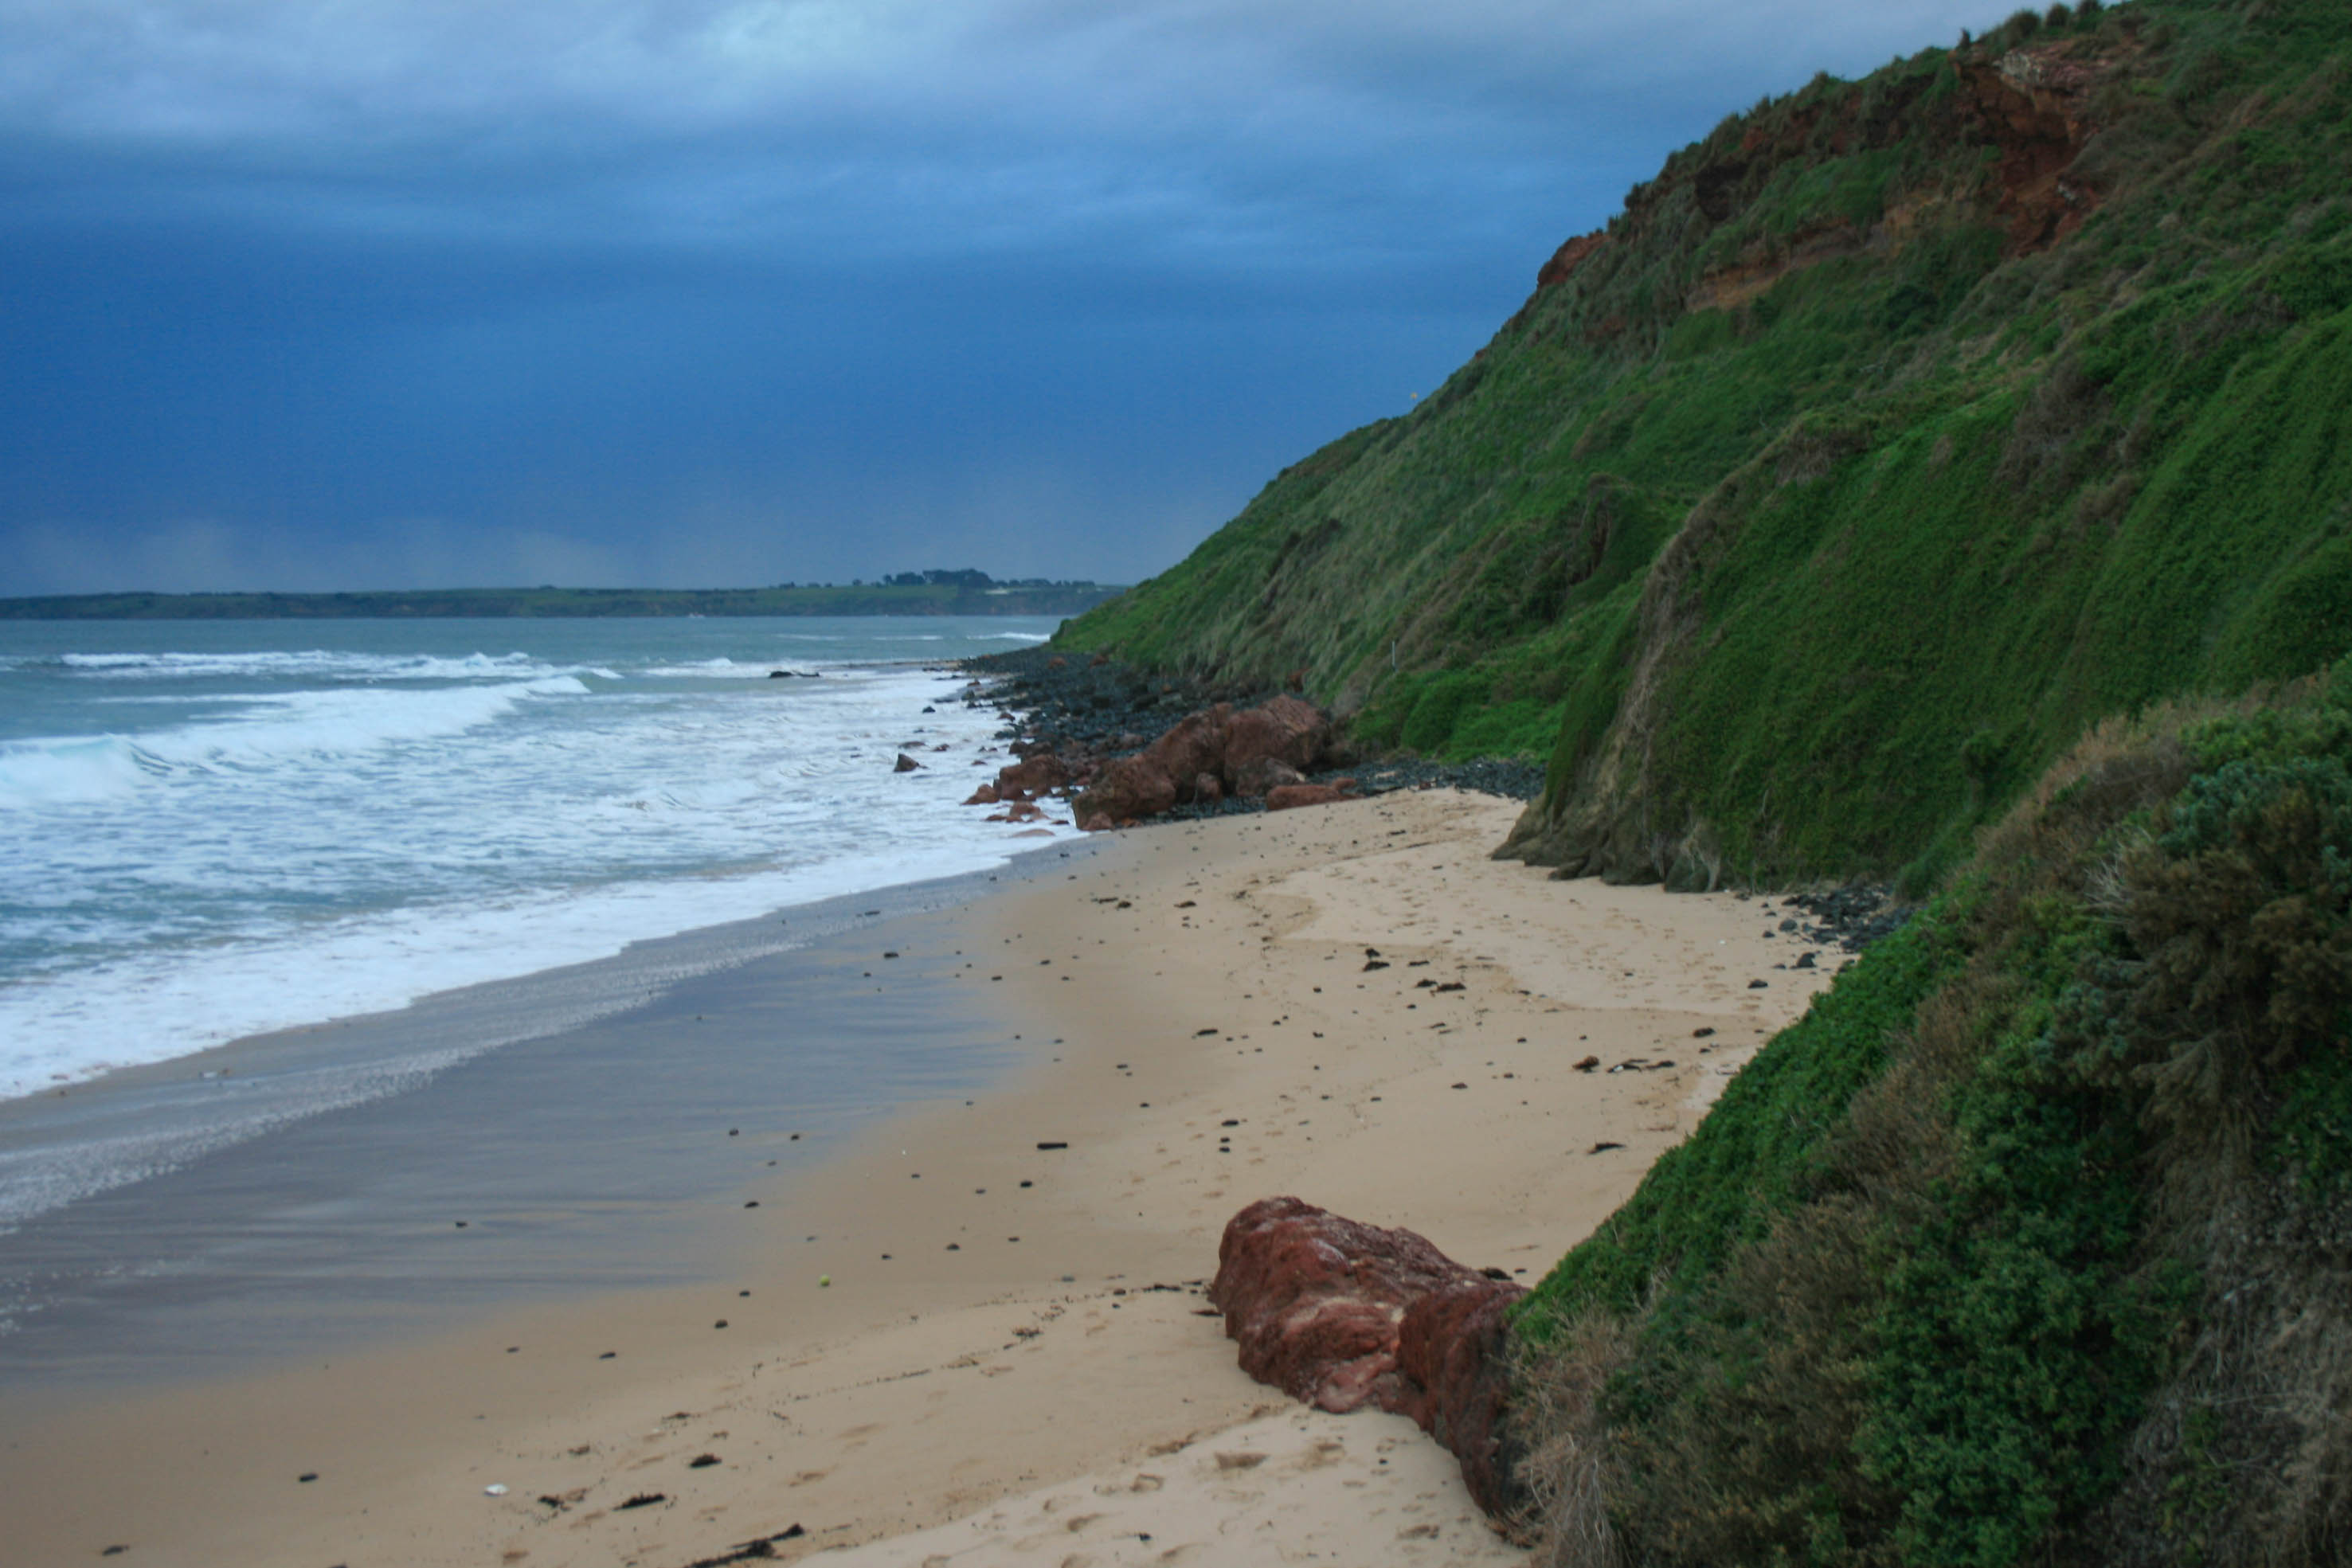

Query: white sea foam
<box><xmin>0</xmin><ymin>676</ymin><xmax>589</xmax><ymax>807</ymax></box>
<box><xmin>0</xmin><ymin>630</ymin><xmax>1066</xmax><ymax>1103</ymax></box>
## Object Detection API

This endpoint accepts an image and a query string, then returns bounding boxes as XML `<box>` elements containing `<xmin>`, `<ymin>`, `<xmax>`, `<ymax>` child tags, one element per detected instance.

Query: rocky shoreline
<box><xmin>953</xmin><ymin>646</ymin><xmax>1544</xmax><ymax>829</ymax></box>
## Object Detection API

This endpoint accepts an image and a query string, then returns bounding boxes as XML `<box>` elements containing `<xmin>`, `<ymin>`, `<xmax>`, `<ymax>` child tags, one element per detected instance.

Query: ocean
<box><xmin>0</xmin><ymin>616</ymin><xmax>1067</xmax><ymax>1237</ymax></box>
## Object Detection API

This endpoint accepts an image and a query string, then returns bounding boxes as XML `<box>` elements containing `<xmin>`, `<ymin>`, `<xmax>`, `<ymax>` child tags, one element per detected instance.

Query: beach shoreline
<box><xmin>0</xmin><ymin>788</ymin><xmax>1848</xmax><ymax>1566</ymax></box>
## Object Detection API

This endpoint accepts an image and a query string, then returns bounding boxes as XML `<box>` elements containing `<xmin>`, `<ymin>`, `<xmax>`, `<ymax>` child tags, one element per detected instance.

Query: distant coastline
<box><xmin>0</xmin><ymin>577</ymin><xmax>1126</xmax><ymax>620</ymax></box>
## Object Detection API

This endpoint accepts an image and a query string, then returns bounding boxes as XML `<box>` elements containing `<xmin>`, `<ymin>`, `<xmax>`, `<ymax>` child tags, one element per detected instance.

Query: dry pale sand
<box><xmin>1</xmin><ymin>790</ymin><xmax>1844</xmax><ymax>1568</ymax></box>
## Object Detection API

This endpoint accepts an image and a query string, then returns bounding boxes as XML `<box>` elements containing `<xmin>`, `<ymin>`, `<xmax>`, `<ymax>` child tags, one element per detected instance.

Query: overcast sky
<box><xmin>0</xmin><ymin>1</ymin><xmax>1994</xmax><ymax>596</ymax></box>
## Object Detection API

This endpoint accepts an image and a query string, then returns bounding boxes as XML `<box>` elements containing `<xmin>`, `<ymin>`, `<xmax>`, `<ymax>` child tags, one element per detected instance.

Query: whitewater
<box><xmin>0</xmin><ymin>616</ymin><xmax>1062</xmax><ymax>1119</ymax></box>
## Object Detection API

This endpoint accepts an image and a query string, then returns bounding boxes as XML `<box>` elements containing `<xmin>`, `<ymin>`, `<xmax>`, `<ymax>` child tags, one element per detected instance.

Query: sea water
<box><xmin>0</xmin><ymin>616</ymin><xmax>1063</xmax><ymax>1230</ymax></box>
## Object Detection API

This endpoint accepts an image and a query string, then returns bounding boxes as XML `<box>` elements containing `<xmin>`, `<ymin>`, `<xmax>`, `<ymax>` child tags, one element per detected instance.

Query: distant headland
<box><xmin>0</xmin><ymin>570</ymin><xmax>1125</xmax><ymax>620</ymax></box>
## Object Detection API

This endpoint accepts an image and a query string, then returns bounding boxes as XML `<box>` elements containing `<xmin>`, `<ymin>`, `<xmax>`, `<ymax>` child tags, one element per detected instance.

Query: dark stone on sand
<box><xmin>1748</xmin><ymin>979</ymin><xmax>1768</xmax><ymax>988</ymax></box>
<box><xmin>1795</xmin><ymin>951</ymin><xmax>1818</xmax><ymax>969</ymax></box>
<box><xmin>1693</xmin><ymin>1026</ymin><xmax>1716</xmax><ymax>1038</ymax></box>
<box><xmin>894</xmin><ymin>753</ymin><xmax>922</xmax><ymax>772</ymax></box>
<box><xmin>1572</xmin><ymin>1055</ymin><xmax>1599</xmax><ymax>1072</ymax></box>
<box><xmin>690</xmin><ymin>1453</ymin><xmax>721</xmax><ymax>1468</ymax></box>
<box><xmin>1207</xmin><ymin>1196</ymin><xmax>1528</xmax><ymax>1515</ymax></box>
<box><xmin>1363</xmin><ymin>960</ymin><xmax>1389</xmax><ymax>972</ymax></box>
<box><xmin>1590</xmin><ymin>1141</ymin><xmax>1625</xmax><ymax>1153</ymax></box>
<box><xmin>681</xmin><ymin>1524</ymin><xmax>808</xmax><ymax>1568</ymax></box>
<box><xmin>299</xmin><ymin>1472</ymin><xmax>318</xmax><ymax>1482</ymax></box>
<box><xmin>714</xmin><ymin>1319</ymin><xmax>728</xmax><ymax>1328</ymax></box>
<box><xmin>1036</xmin><ymin>1141</ymin><xmax>1069</xmax><ymax>1150</ymax></box>
<box><xmin>616</xmin><ymin>1492</ymin><xmax>666</xmax><ymax>1510</ymax></box>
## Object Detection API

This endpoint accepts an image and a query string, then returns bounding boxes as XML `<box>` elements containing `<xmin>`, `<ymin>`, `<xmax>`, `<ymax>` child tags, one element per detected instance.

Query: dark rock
<box><xmin>964</xmin><ymin>783</ymin><xmax>1000</xmax><ymax>806</ymax></box>
<box><xmin>1572</xmin><ymin>1055</ymin><xmax>1600</xmax><ymax>1071</ymax></box>
<box><xmin>894</xmin><ymin>753</ymin><xmax>922</xmax><ymax>772</ymax></box>
<box><xmin>1209</xmin><ymin>1197</ymin><xmax>1527</xmax><ymax>1515</ymax></box>
<box><xmin>1794</xmin><ymin>951</ymin><xmax>1818</xmax><ymax>969</ymax></box>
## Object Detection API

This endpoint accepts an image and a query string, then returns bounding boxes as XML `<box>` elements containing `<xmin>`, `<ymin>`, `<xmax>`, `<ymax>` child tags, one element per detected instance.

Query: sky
<box><xmin>0</xmin><ymin>1</ymin><xmax>1996</xmax><ymax>596</ymax></box>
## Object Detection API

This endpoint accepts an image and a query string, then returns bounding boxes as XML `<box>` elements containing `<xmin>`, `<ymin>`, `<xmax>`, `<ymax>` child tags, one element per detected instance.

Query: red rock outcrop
<box><xmin>1223</xmin><ymin>694</ymin><xmax>1329</xmax><ymax>793</ymax></box>
<box><xmin>995</xmin><ymin>753</ymin><xmax>1071</xmax><ymax>797</ymax></box>
<box><xmin>1208</xmin><ymin>1197</ymin><xmax>1527</xmax><ymax>1516</ymax></box>
<box><xmin>1071</xmin><ymin>694</ymin><xmax>1340</xmax><ymax>827</ymax></box>
<box><xmin>1080</xmin><ymin>754</ymin><xmax>1178</xmax><ymax>823</ymax></box>
<box><xmin>1265</xmin><ymin>782</ymin><xmax>1354</xmax><ymax>812</ymax></box>
<box><xmin>1537</xmin><ymin>229</ymin><xmax>1608</xmax><ymax>289</ymax></box>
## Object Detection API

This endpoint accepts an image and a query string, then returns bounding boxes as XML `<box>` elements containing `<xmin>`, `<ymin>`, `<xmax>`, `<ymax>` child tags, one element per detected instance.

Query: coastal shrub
<box><xmin>1512</xmin><ymin>678</ymin><xmax>2352</xmax><ymax>1566</ymax></box>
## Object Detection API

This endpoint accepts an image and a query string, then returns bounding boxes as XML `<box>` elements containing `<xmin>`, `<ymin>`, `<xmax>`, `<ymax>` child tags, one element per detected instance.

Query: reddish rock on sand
<box><xmin>1149</xmin><ymin>705</ymin><xmax>1235</xmax><ymax>791</ymax></box>
<box><xmin>1082</xmin><ymin>754</ymin><xmax>1178</xmax><ymax>821</ymax></box>
<box><xmin>1208</xmin><ymin>1196</ymin><xmax>1527</xmax><ymax>1516</ymax></box>
<box><xmin>1222</xmin><ymin>694</ymin><xmax>1329</xmax><ymax>796</ymax></box>
<box><xmin>1265</xmin><ymin>782</ymin><xmax>1352</xmax><ymax>812</ymax></box>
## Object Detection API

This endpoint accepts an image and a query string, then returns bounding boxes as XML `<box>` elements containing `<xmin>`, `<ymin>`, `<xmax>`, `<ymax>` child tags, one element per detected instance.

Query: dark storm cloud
<box><xmin>0</xmin><ymin>1</ymin><xmax>1993</xmax><ymax>595</ymax></box>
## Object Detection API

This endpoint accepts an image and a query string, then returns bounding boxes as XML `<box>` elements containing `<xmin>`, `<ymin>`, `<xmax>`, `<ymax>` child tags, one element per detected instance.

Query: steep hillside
<box><xmin>1056</xmin><ymin>0</ymin><xmax>2352</xmax><ymax>888</ymax></box>
<box><xmin>1507</xmin><ymin>667</ymin><xmax>2352</xmax><ymax>1567</ymax></box>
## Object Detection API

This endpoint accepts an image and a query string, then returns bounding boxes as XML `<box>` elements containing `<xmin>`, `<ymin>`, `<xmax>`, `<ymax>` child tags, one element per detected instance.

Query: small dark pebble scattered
<box><xmin>599</xmin><ymin>1351</ymin><xmax>617</xmax><ymax>1359</ymax></box>
<box><xmin>1451</xmin><ymin>1082</ymin><xmax>1468</xmax><ymax>1089</ymax></box>
<box><xmin>745</xmin><ymin>1200</ymin><xmax>760</xmax><ymax>1207</ymax></box>
<box><xmin>714</xmin><ymin>1319</ymin><xmax>729</xmax><ymax>1328</ymax></box>
<box><xmin>1363</xmin><ymin>960</ymin><xmax>1389</xmax><ymax>972</ymax></box>
<box><xmin>616</xmin><ymin>1492</ymin><xmax>666</xmax><ymax>1511</ymax></box>
<box><xmin>1748</xmin><ymin>979</ymin><xmax>1768</xmax><ymax>989</ymax></box>
<box><xmin>1572</xmin><ymin>1055</ymin><xmax>1599</xmax><ymax>1072</ymax></box>
<box><xmin>299</xmin><ymin>1472</ymin><xmax>318</xmax><ymax>1483</ymax></box>
<box><xmin>1693</xmin><ymin>1026</ymin><xmax>1716</xmax><ymax>1038</ymax></box>
<box><xmin>1195</xmin><ymin>1027</ymin><xmax>1219</xmax><ymax>1036</ymax></box>
<box><xmin>1590</xmin><ymin>1141</ymin><xmax>1626</xmax><ymax>1154</ymax></box>
<box><xmin>1036</xmin><ymin>1141</ymin><xmax>1068</xmax><ymax>1151</ymax></box>
<box><xmin>690</xmin><ymin>1453</ymin><xmax>722</xmax><ymax>1468</ymax></box>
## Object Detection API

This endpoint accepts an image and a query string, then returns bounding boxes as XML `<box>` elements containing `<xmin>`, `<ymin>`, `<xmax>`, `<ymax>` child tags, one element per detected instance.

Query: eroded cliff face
<box><xmin>1064</xmin><ymin>1</ymin><xmax>2352</xmax><ymax>890</ymax></box>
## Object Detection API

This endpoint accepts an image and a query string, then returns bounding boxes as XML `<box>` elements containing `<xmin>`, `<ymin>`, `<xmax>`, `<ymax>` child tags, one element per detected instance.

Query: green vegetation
<box><xmin>0</xmin><ymin>576</ymin><xmax>1121</xmax><ymax>620</ymax></box>
<box><xmin>1510</xmin><ymin>668</ymin><xmax>2352</xmax><ymax>1566</ymax></box>
<box><xmin>1057</xmin><ymin>0</ymin><xmax>2352</xmax><ymax>886</ymax></box>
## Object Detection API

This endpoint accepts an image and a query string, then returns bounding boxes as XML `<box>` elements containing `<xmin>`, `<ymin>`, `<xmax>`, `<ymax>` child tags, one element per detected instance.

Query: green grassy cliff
<box><xmin>1507</xmin><ymin>667</ymin><xmax>2352</xmax><ymax>1567</ymax></box>
<box><xmin>1057</xmin><ymin>0</ymin><xmax>2352</xmax><ymax>889</ymax></box>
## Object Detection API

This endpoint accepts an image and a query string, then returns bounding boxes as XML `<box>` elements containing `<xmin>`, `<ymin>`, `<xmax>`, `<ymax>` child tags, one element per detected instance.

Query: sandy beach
<box><xmin>2</xmin><ymin>789</ymin><xmax>1843</xmax><ymax>1566</ymax></box>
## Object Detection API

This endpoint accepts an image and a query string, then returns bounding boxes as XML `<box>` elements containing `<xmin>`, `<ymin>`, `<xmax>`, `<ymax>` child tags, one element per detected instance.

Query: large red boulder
<box><xmin>1075</xmin><ymin>754</ymin><xmax>1177</xmax><ymax>823</ymax></box>
<box><xmin>1145</xmin><ymin>705</ymin><xmax>1233</xmax><ymax>796</ymax></box>
<box><xmin>1208</xmin><ymin>1197</ymin><xmax>1527</xmax><ymax>1517</ymax></box>
<box><xmin>996</xmin><ymin>753</ymin><xmax>1070</xmax><ymax>797</ymax></box>
<box><xmin>1222</xmin><ymin>695</ymin><xmax>1329</xmax><ymax>796</ymax></box>
<box><xmin>1265</xmin><ymin>782</ymin><xmax>1353</xmax><ymax>812</ymax></box>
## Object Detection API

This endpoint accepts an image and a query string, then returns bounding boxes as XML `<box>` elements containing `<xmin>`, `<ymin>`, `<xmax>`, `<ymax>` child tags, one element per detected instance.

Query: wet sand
<box><xmin>0</xmin><ymin>790</ymin><xmax>1842</xmax><ymax>1566</ymax></box>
